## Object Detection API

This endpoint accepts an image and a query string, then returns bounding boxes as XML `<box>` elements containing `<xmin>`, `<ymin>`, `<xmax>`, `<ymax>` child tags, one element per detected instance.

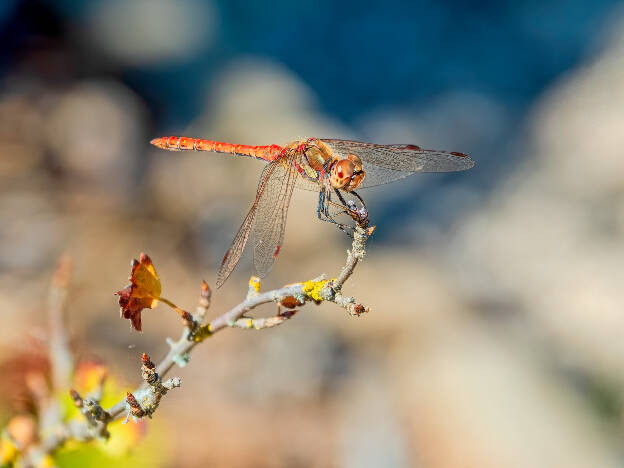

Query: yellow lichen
<box><xmin>302</xmin><ymin>278</ymin><xmax>335</xmax><ymax>302</ymax></box>
<box><xmin>248</xmin><ymin>276</ymin><xmax>261</xmax><ymax>293</ymax></box>
<box><xmin>192</xmin><ymin>324</ymin><xmax>212</xmax><ymax>342</ymax></box>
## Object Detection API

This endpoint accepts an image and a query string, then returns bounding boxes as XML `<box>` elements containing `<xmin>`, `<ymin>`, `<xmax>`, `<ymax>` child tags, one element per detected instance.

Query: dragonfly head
<box><xmin>330</xmin><ymin>154</ymin><xmax>365</xmax><ymax>191</ymax></box>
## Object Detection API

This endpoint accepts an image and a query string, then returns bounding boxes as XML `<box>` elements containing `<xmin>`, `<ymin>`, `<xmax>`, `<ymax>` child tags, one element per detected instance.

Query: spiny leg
<box><xmin>316</xmin><ymin>190</ymin><xmax>353</xmax><ymax>236</ymax></box>
<box><xmin>334</xmin><ymin>189</ymin><xmax>368</xmax><ymax>227</ymax></box>
<box><xmin>350</xmin><ymin>190</ymin><xmax>366</xmax><ymax>210</ymax></box>
<box><xmin>328</xmin><ymin>189</ymin><xmax>358</xmax><ymax>237</ymax></box>
<box><xmin>335</xmin><ymin>188</ymin><xmax>366</xmax><ymax>213</ymax></box>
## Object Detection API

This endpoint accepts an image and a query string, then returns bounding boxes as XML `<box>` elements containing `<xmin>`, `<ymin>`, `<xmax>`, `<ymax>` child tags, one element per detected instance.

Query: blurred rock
<box><xmin>197</xmin><ymin>57</ymin><xmax>350</xmax><ymax>143</ymax></box>
<box><xmin>44</xmin><ymin>80</ymin><xmax>146</xmax><ymax>196</ymax></box>
<box><xmin>85</xmin><ymin>0</ymin><xmax>216</xmax><ymax>65</ymax></box>
<box><xmin>0</xmin><ymin>191</ymin><xmax>64</xmax><ymax>271</ymax></box>
<box><xmin>453</xmin><ymin>20</ymin><xmax>624</xmax><ymax>382</ymax></box>
<box><xmin>0</xmin><ymin>93</ymin><xmax>46</xmax><ymax>178</ymax></box>
<box><xmin>393</xmin><ymin>320</ymin><xmax>622</xmax><ymax>468</ymax></box>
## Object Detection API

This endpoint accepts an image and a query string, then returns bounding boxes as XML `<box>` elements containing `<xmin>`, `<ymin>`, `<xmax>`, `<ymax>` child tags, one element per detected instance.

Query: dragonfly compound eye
<box><xmin>330</xmin><ymin>159</ymin><xmax>355</xmax><ymax>189</ymax></box>
<box><xmin>345</xmin><ymin>153</ymin><xmax>365</xmax><ymax>190</ymax></box>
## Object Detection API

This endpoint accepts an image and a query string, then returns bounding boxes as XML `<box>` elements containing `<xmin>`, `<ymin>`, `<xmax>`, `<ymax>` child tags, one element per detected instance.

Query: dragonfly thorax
<box><xmin>293</xmin><ymin>138</ymin><xmax>366</xmax><ymax>191</ymax></box>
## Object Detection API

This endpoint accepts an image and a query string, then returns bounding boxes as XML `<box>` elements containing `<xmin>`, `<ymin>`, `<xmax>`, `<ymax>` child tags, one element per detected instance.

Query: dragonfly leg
<box><xmin>316</xmin><ymin>190</ymin><xmax>336</xmax><ymax>223</ymax></box>
<box><xmin>325</xmin><ymin>190</ymin><xmax>356</xmax><ymax>238</ymax></box>
<box><xmin>332</xmin><ymin>189</ymin><xmax>368</xmax><ymax>229</ymax></box>
<box><xmin>316</xmin><ymin>189</ymin><xmax>326</xmax><ymax>220</ymax></box>
<box><xmin>337</xmin><ymin>189</ymin><xmax>368</xmax><ymax>223</ymax></box>
<box><xmin>334</xmin><ymin>189</ymin><xmax>349</xmax><ymax>207</ymax></box>
<box><xmin>350</xmin><ymin>190</ymin><xmax>367</xmax><ymax>210</ymax></box>
<box><xmin>316</xmin><ymin>191</ymin><xmax>353</xmax><ymax>237</ymax></box>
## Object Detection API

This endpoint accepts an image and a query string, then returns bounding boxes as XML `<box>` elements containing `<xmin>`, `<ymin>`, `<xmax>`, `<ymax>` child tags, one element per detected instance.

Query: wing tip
<box><xmin>449</xmin><ymin>151</ymin><xmax>475</xmax><ymax>171</ymax></box>
<box><xmin>463</xmin><ymin>155</ymin><xmax>476</xmax><ymax>170</ymax></box>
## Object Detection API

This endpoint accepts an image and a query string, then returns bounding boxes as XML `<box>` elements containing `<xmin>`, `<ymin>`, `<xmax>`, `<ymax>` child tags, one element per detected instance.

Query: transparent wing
<box><xmin>294</xmin><ymin>175</ymin><xmax>322</xmax><ymax>192</ymax></box>
<box><xmin>251</xmin><ymin>160</ymin><xmax>297</xmax><ymax>277</ymax></box>
<box><xmin>216</xmin><ymin>160</ymin><xmax>296</xmax><ymax>287</ymax></box>
<box><xmin>320</xmin><ymin>139</ymin><xmax>474</xmax><ymax>188</ymax></box>
<box><xmin>216</xmin><ymin>189</ymin><xmax>260</xmax><ymax>288</ymax></box>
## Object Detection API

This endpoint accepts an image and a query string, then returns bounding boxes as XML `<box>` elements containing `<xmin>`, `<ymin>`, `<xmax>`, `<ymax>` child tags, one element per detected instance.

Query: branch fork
<box><xmin>124</xmin><ymin>354</ymin><xmax>181</xmax><ymax>421</ymax></box>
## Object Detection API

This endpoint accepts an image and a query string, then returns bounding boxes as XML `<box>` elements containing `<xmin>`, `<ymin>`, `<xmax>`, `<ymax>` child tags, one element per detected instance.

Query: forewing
<box><xmin>216</xmin><ymin>192</ymin><xmax>260</xmax><ymax>288</ymax></box>
<box><xmin>216</xmin><ymin>161</ymin><xmax>292</xmax><ymax>287</ymax></box>
<box><xmin>251</xmin><ymin>160</ymin><xmax>297</xmax><ymax>277</ymax></box>
<box><xmin>320</xmin><ymin>139</ymin><xmax>474</xmax><ymax>188</ymax></box>
<box><xmin>294</xmin><ymin>175</ymin><xmax>322</xmax><ymax>192</ymax></box>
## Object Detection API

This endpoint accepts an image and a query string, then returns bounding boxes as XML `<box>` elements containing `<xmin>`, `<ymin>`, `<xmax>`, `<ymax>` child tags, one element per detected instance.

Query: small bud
<box><xmin>69</xmin><ymin>389</ymin><xmax>83</xmax><ymax>407</ymax></box>
<box><xmin>181</xmin><ymin>311</ymin><xmax>195</xmax><ymax>328</ymax></box>
<box><xmin>141</xmin><ymin>354</ymin><xmax>159</xmax><ymax>387</ymax></box>
<box><xmin>200</xmin><ymin>280</ymin><xmax>211</xmax><ymax>299</ymax></box>
<box><xmin>126</xmin><ymin>392</ymin><xmax>144</xmax><ymax>418</ymax></box>
<box><xmin>350</xmin><ymin>304</ymin><xmax>367</xmax><ymax>317</ymax></box>
<box><xmin>141</xmin><ymin>353</ymin><xmax>155</xmax><ymax>369</ymax></box>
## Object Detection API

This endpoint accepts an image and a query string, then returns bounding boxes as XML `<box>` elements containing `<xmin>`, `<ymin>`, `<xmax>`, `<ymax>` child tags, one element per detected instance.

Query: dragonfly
<box><xmin>150</xmin><ymin>136</ymin><xmax>475</xmax><ymax>287</ymax></box>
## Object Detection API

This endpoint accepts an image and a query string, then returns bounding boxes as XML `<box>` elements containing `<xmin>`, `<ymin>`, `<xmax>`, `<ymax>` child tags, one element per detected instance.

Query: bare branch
<box><xmin>66</xmin><ymin>388</ymin><xmax>112</xmax><ymax>440</ymax></box>
<box><xmin>231</xmin><ymin>309</ymin><xmax>298</xmax><ymax>330</ymax></box>
<box><xmin>121</xmin><ymin>353</ymin><xmax>182</xmax><ymax>422</ymax></box>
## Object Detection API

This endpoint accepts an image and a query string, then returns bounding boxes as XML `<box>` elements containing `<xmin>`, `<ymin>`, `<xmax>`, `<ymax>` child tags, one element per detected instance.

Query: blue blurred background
<box><xmin>3</xmin><ymin>1</ymin><xmax>624</xmax><ymax>467</ymax></box>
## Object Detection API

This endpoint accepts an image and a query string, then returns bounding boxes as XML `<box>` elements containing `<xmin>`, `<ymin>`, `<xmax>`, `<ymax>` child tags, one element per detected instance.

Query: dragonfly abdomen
<box><xmin>150</xmin><ymin>136</ymin><xmax>283</xmax><ymax>162</ymax></box>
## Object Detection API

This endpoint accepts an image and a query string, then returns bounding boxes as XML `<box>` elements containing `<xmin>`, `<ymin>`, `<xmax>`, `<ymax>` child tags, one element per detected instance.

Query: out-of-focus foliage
<box><xmin>0</xmin><ymin>352</ymin><xmax>168</xmax><ymax>467</ymax></box>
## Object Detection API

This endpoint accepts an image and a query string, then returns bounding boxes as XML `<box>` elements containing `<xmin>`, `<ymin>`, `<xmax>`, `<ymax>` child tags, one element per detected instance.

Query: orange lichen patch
<box><xmin>116</xmin><ymin>253</ymin><xmax>162</xmax><ymax>332</ymax></box>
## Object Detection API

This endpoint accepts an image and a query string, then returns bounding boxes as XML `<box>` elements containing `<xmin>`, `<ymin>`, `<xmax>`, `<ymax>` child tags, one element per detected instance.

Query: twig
<box><xmin>331</xmin><ymin>222</ymin><xmax>371</xmax><ymax>291</ymax></box>
<box><xmin>69</xmin><ymin>389</ymin><xmax>112</xmax><ymax>439</ymax></box>
<box><xmin>48</xmin><ymin>256</ymin><xmax>74</xmax><ymax>391</ymax></box>
<box><xmin>231</xmin><ymin>309</ymin><xmax>298</xmax><ymax>330</ymax></box>
<box><xmin>124</xmin><ymin>353</ymin><xmax>182</xmax><ymax>419</ymax></box>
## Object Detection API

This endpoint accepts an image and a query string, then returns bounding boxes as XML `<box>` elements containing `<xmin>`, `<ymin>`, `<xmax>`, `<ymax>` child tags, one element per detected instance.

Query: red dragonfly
<box><xmin>150</xmin><ymin>136</ymin><xmax>474</xmax><ymax>287</ymax></box>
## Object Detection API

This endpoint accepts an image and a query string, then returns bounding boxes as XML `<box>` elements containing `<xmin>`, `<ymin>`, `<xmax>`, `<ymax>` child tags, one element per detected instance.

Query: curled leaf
<box><xmin>116</xmin><ymin>253</ymin><xmax>162</xmax><ymax>331</ymax></box>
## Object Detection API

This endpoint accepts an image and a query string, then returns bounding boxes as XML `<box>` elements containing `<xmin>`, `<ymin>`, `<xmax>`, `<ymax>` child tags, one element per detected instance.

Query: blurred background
<box><xmin>2</xmin><ymin>0</ymin><xmax>624</xmax><ymax>466</ymax></box>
